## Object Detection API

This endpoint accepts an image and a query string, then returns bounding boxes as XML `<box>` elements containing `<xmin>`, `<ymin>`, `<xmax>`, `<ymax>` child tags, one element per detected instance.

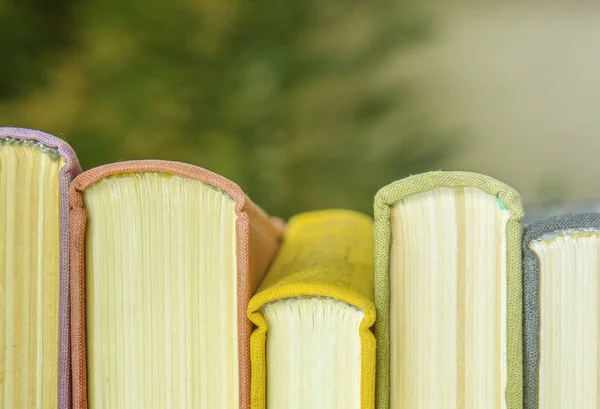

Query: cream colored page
<box><xmin>262</xmin><ymin>298</ymin><xmax>364</xmax><ymax>409</ymax></box>
<box><xmin>390</xmin><ymin>187</ymin><xmax>509</xmax><ymax>409</ymax></box>
<box><xmin>0</xmin><ymin>144</ymin><xmax>63</xmax><ymax>409</ymax></box>
<box><xmin>83</xmin><ymin>173</ymin><xmax>238</xmax><ymax>409</ymax></box>
<box><xmin>531</xmin><ymin>234</ymin><xmax>600</xmax><ymax>409</ymax></box>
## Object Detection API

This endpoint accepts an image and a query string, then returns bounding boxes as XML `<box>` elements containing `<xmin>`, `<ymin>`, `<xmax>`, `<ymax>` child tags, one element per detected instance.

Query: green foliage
<box><xmin>0</xmin><ymin>0</ymin><xmax>457</xmax><ymax>218</ymax></box>
<box><xmin>0</xmin><ymin>0</ymin><xmax>77</xmax><ymax>97</ymax></box>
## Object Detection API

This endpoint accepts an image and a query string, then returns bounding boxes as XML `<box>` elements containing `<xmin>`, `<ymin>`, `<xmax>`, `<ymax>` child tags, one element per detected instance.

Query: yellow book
<box><xmin>248</xmin><ymin>210</ymin><xmax>376</xmax><ymax>409</ymax></box>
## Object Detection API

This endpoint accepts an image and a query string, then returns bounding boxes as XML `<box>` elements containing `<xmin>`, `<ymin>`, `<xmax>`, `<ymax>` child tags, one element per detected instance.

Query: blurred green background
<box><xmin>4</xmin><ymin>0</ymin><xmax>600</xmax><ymax>218</ymax></box>
<box><xmin>0</xmin><ymin>0</ymin><xmax>455</xmax><ymax>218</ymax></box>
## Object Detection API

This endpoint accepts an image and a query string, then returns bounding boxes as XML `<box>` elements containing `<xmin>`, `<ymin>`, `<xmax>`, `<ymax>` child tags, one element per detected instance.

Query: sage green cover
<box><xmin>373</xmin><ymin>171</ymin><xmax>524</xmax><ymax>409</ymax></box>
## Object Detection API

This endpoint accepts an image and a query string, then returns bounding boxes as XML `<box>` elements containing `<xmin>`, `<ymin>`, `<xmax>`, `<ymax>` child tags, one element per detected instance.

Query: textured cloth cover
<box><xmin>69</xmin><ymin>160</ymin><xmax>283</xmax><ymax>409</ymax></box>
<box><xmin>248</xmin><ymin>210</ymin><xmax>376</xmax><ymax>409</ymax></box>
<box><xmin>522</xmin><ymin>213</ymin><xmax>600</xmax><ymax>409</ymax></box>
<box><xmin>0</xmin><ymin>127</ymin><xmax>81</xmax><ymax>409</ymax></box>
<box><xmin>373</xmin><ymin>171</ymin><xmax>524</xmax><ymax>409</ymax></box>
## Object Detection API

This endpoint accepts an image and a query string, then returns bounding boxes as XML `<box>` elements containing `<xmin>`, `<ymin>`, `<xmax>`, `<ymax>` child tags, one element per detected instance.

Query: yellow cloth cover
<box><xmin>248</xmin><ymin>209</ymin><xmax>376</xmax><ymax>409</ymax></box>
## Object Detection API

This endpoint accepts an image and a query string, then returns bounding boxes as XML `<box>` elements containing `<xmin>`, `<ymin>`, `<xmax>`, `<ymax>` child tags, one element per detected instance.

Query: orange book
<box><xmin>69</xmin><ymin>160</ymin><xmax>283</xmax><ymax>409</ymax></box>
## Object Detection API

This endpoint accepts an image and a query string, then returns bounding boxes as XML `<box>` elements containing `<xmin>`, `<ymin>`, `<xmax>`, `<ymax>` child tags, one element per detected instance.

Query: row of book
<box><xmin>0</xmin><ymin>127</ymin><xmax>595</xmax><ymax>409</ymax></box>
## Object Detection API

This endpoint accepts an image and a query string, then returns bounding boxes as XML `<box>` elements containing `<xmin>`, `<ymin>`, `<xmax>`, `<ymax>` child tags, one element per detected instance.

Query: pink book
<box><xmin>69</xmin><ymin>160</ymin><xmax>283</xmax><ymax>409</ymax></box>
<box><xmin>0</xmin><ymin>127</ymin><xmax>81</xmax><ymax>409</ymax></box>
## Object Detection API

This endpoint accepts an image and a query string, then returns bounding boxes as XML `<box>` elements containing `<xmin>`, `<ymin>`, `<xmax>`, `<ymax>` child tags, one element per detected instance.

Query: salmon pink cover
<box><xmin>0</xmin><ymin>127</ymin><xmax>82</xmax><ymax>409</ymax></box>
<box><xmin>69</xmin><ymin>160</ymin><xmax>283</xmax><ymax>409</ymax></box>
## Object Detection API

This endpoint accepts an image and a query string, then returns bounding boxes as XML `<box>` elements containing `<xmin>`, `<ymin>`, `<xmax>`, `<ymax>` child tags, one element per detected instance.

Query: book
<box><xmin>0</xmin><ymin>128</ymin><xmax>81</xmax><ymax>409</ymax></box>
<box><xmin>68</xmin><ymin>160</ymin><xmax>283</xmax><ymax>409</ymax></box>
<box><xmin>523</xmin><ymin>213</ymin><xmax>600</xmax><ymax>409</ymax></box>
<box><xmin>248</xmin><ymin>210</ymin><xmax>376</xmax><ymax>409</ymax></box>
<box><xmin>373</xmin><ymin>171</ymin><xmax>524</xmax><ymax>409</ymax></box>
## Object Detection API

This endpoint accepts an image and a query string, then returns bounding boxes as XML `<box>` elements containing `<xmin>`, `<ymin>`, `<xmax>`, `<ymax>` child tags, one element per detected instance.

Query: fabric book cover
<box><xmin>373</xmin><ymin>171</ymin><xmax>524</xmax><ymax>409</ymax></box>
<box><xmin>68</xmin><ymin>160</ymin><xmax>283</xmax><ymax>409</ymax></box>
<box><xmin>523</xmin><ymin>213</ymin><xmax>600</xmax><ymax>409</ymax></box>
<box><xmin>0</xmin><ymin>127</ymin><xmax>81</xmax><ymax>409</ymax></box>
<box><xmin>248</xmin><ymin>210</ymin><xmax>376</xmax><ymax>409</ymax></box>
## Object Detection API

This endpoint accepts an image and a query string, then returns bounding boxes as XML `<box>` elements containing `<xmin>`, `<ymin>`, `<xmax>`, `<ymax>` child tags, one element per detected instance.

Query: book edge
<box><xmin>68</xmin><ymin>160</ymin><xmax>283</xmax><ymax>409</ymax></box>
<box><xmin>0</xmin><ymin>127</ymin><xmax>82</xmax><ymax>409</ymax></box>
<box><xmin>248</xmin><ymin>283</ymin><xmax>376</xmax><ymax>409</ymax></box>
<box><xmin>522</xmin><ymin>213</ymin><xmax>600</xmax><ymax>409</ymax></box>
<box><xmin>373</xmin><ymin>171</ymin><xmax>524</xmax><ymax>409</ymax></box>
<box><xmin>247</xmin><ymin>209</ymin><xmax>375</xmax><ymax>409</ymax></box>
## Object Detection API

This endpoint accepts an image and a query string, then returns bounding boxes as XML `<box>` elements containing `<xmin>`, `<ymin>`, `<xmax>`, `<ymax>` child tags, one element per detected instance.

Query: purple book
<box><xmin>0</xmin><ymin>128</ymin><xmax>81</xmax><ymax>409</ymax></box>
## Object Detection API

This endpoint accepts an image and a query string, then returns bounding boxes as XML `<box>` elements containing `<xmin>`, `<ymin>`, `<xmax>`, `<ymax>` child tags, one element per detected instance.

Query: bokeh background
<box><xmin>2</xmin><ymin>0</ymin><xmax>600</xmax><ymax>218</ymax></box>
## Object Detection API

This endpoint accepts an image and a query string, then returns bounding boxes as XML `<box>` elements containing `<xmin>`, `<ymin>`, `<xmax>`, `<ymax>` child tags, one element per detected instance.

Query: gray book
<box><xmin>523</xmin><ymin>213</ymin><xmax>600</xmax><ymax>409</ymax></box>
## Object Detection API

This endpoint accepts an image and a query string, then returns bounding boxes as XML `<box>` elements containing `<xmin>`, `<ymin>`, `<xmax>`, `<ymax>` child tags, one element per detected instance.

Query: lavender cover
<box><xmin>0</xmin><ymin>127</ymin><xmax>81</xmax><ymax>409</ymax></box>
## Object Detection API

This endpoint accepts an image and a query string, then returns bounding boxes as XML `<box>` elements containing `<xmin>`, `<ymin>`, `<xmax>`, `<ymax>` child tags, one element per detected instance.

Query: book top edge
<box><xmin>70</xmin><ymin>159</ymin><xmax>245</xmax><ymax>202</ymax></box>
<box><xmin>523</xmin><ymin>212</ymin><xmax>600</xmax><ymax>247</ymax></box>
<box><xmin>0</xmin><ymin>127</ymin><xmax>82</xmax><ymax>176</ymax></box>
<box><xmin>248</xmin><ymin>209</ymin><xmax>375</xmax><ymax>325</ymax></box>
<box><xmin>374</xmin><ymin>170</ymin><xmax>524</xmax><ymax>219</ymax></box>
<box><xmin>69</xmin><ymin>160</ymin><xmax>283</xmax><ymax>237</ymax></box>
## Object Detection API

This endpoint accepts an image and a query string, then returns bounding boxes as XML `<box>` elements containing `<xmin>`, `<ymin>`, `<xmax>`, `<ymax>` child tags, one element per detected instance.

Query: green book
<box><xmin>374</xmin><ymin>171</ymin><xmax>524</xmax><ymax>409</ymax></box>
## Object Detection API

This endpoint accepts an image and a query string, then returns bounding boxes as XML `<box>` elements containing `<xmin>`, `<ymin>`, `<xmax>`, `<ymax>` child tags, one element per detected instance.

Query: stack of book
<box><xmin>1</xmin><ymin>127</ymin><xmax>597</xmax><ymax>409</ymax></box>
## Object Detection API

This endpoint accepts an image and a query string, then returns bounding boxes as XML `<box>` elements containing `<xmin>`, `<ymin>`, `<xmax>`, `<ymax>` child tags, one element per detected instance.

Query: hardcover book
<box><xmin>248</xmin><ymin>210</ymin><xmax>376</xmax><ymax>409</ymax></box>
<box><xmin>523</xmin><ymin>213</ymin><xmax>600</xmax><ymax>409</ymax></box>
<box><xmin>0</xmin><ymin>128</ymin><xmax>81</xmax><ymax>409</ymax></box>
<box><xmin>373</xmin><ymin>171</ymin><xmax>524</xmax><ymax>409</ymax></box>
<box><xmin>69</xmin><ymin>160</ymin><xmax>283</xmax><ymax>409</ymax></box>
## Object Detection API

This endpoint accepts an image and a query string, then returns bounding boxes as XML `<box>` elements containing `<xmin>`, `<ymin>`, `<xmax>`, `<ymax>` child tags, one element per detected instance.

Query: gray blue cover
<box><xmin>523</xmin><ymin>213</ymin><xmax>600</xmax><ymax>409</ymax></box>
